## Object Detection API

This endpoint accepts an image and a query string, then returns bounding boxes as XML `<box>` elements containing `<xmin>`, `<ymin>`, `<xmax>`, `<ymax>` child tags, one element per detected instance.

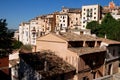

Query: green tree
<box><xmin>100</xmin><ymin>13</ymin><xmax>117</xmax><ymax>38</ymax></box>
<box><xmin>12</xmin><ymin>40</ymin><xmax>23</xmax><ymax>49</ymax></box>
<box><xmin>86</xmin><ymin>13</ymin><xmax>120</xmax><ymax>41</ymax></box>
<box><xmin>86</xmin><ymin>21</ymin><xmax>100</xmax><ymax>35</ymax></box>
<box><xmin>0</xmin><ymin>19</ymin><xmax>13</xmax><ymax>57</ymax></box>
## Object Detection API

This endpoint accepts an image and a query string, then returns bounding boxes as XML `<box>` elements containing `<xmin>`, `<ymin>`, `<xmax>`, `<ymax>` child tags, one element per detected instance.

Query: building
<box><xmin>13</xmin><ymin>30</ymin><xmax>19</xmax><ymax>41</ymax></box>
<box><xmin>19</xmin><ymin>14</ymin><xmax>54</xmax><ymax>45</ymax></box>
<box><xmin>19</xmin><ymin>51</ymin><xmax>76</xmax><ymax>80</ymax></box>
<box><xmin>82</xmin><ymin>4</ymin><xmax>101</xmax><ymax>29</ymax></box>
<box><xmin>19</xmin><ymin>22</ymin><xmax>30</xmax><ymax>45</ymax></box>
<box><xmin>36</xmin><ymin>32</ymin><xmax>108</xmax><ymax>80</ymax></box>
<box><xmin>55</xmin><ymin>13</ymin><xmax>68</xmax><ymax>32</ymax></box>
<box><xmin>100</xmin><ymin>38</ymin><xmax>120</xmax><ymax>75</ymax></box>
<box><xmin>61</xmin><ymin>7</ymin><xmax>82</xmax><ymax>29</ymax></box>
<box><xmin>102</xmin><ymin>1</ymin><xmax>120</xmax><ymax>20</ymax></box>
<box><xmin>36</xmin><ymin>32</ymin><xmax>120</xmax><ymax>80</ymax></box>
<box><xmin>9</xmin><ymin>50</ymin><xmax>20</xmax><ymax>80</ymax></box>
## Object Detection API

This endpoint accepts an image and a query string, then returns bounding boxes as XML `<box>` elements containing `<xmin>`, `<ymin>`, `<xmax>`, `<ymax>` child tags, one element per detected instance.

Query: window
<box><xmin>90</xmin><ymin>9</ymin><xmax>92</xmax><ymax>12</ymax></box>
<box><xmin>94</xmin><ymin>8</ymin><xmax>96</xmax><ymax>10</ymax></box>
<box><xmin>76</xmin><ymin>18</ymin><xmax>78</xmax><ymax>20</ymax></box>
<box><xmin>94</xmin><ymin>17</ymin><xmax>96</xmax><ymax>19</ymax></box>
<box><xmin>84</xmin><ymin>8</ymin><xmax>85</xmax><ymax>11</ymax></box>
<box><xmin>33</xmin><ymin>34</ymin><xmax>35</xmax><ymax>37</ymax></box>
<box><xmin>83</xmin><ymin>25</ymin><xmax>85</xmax><ymax>28</ymax></box>
<box><xmin>63</xmin><ymin>16</ymin><xmax>65</xmax><ymax>19</ymax></box>
<box><xmin>82</xmin><ymin>76</ymin><xmax>89</xmax><ymax>80</ymax></box>
<box><xmin>94</xmin><ymin>12</ymin><xmax>96</xmax><ymax>15</ymax></box>
<box><xmin>63</xmin><ymin>20</ymin><xmax>65</xmax><ymax>22</ymax></box>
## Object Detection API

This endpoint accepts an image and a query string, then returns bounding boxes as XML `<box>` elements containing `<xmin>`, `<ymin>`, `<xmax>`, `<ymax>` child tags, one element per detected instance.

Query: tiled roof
<box><xmin>19</xmin><ymin>51</ymin><xmax>75</xmax><ymax>78</ymax></box>
<box><xmin>68</xmin><ymin>47</ymin><xmax>106</xmax><ymax>56</ymax></box>
<box><xmin>53</xmin><ymin>32</ymin><xmax>101</xmax><ymax>41</ymax></box>
<box><xmin>100</xmin><ymin>38</ymin><xmax>120</xmax><ymax>45</ymax></box>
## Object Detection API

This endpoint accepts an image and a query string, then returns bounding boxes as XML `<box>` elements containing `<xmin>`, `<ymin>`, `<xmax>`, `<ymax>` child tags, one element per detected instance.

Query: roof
<box><xmin>53</xmin><ymin>32</ymin><xmax>101</xmax><ymax>41</ymax></box>
<box><xmin>68</xmin><ymin>47</ymin><xmax>106</xmax><ymax>56</ymax></box>
<box><xmin>100</xmin><ymin>38</ymin><xmax>120</xmax><ymax>45</ymax></box>
<box><xmin>19</xmin><ymin>51</ymin><xmax>75</xmax><ymax>79</ymax></box>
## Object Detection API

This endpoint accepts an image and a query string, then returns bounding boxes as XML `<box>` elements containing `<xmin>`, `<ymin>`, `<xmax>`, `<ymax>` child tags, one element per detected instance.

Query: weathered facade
<box><xmin>19</xmin><ymin>52</ymin><xmax>75</xmax><ymax>80</ymax></box>
<box><xmin>36</xmin><ymin>32</ymin><xmax>109</xmax><ymax>80</ymax></box>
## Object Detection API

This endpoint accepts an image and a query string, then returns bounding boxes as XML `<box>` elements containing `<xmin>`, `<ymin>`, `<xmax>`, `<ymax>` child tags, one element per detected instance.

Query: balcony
<box><xmin>31</xmin><ymin>29</ymin><xmax>36</xmax><ymax>34</ymax></box>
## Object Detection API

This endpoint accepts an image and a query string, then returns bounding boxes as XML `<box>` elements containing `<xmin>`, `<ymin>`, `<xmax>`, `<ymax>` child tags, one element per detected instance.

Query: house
<box><xmin>19</xmin><ymin>51</ymin><xmax>76</xmax><ymax>80</ymax></box>
<box><xmin>9</xmin><ymin>50</ymin><xmax>20</xmax><ymax>80</ymax></box>
<box><xmin>36</xmin><ymin>32</ymin><xmax>108</xmax><ymax>80</ymax></box>
<box><xmin>102</xmin><ymin>1</ymin><xmax>120</xmax><ymax>20</ymax></box>
<box><xmin>82</xmin><ymin>4</ymin><xmax>102</xmax><ymax>29</ymax></box>
<box><xmin>100</xmin><ymin>38</ymin><xmax>120</xmax><ymax>75</ymax></box>
<box><xmin>60</xmin><ymin>7</ymin><xmax>82</xmax><ymax>29</ymax></box>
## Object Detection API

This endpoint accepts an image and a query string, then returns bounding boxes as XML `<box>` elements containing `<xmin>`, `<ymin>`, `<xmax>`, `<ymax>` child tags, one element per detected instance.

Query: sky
<box><xmin>0</xmin><ymin>0</ymin><xmax>120</xmax><ymax>29</ymax></box>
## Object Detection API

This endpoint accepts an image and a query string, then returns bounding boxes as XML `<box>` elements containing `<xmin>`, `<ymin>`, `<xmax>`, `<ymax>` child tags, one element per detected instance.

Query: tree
<box><xmin>0</xmin><ymin>19</ymin><xmax>13</xmax><ymax>57</ymax></box>
<box><xmin>86</xmin><ymin>13</ymin><xmax>120</xmax><ymax>41</ymax></box>
<box><xmin>12</xmin><ymin>40</ymin><xmax>23</xmax><ymax>49</ymax></box>
<box><xmin>86</xmin><ymin>21</ymin><xmax>100</xmax><ymax>35</ymax></box>
<box><xmin>100</xmin><ymin>13</ymin><xmax>117</xmax><ymax>38</ymax></box>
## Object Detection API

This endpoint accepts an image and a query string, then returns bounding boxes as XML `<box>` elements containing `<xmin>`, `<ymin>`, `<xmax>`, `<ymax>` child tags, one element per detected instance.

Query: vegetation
<box><xmin>0</xmin><ymin>19</ymin><xmax>14</xmax><ymax>57</ymax></box>
<box><xmin>12</xmin><ymin>40</ymin><xmax>23</xmax><ymax>49</ymax></box>
<box><xmin>86</xmin><ymin>13</ymin><xmax>120</xmax><ymax>41</ymax></box>
<box><xmin>0</xmin><ymin>19</ymin><xmax>23</xmax><ymax>57</ymax></box>
<box><xmin>19</xmin><ymin>44</ymin><xmax>33</xmax><ymax>53</ymax></box>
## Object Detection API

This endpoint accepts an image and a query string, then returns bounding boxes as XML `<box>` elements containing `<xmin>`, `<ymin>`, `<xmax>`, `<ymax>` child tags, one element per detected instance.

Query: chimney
<box><xmin>105</xmin><ymin>34</ymin><xmax>107</xmax><ymax>39</ymax></box>
<box><xmin>44</xmin><ymin>61</ymin><xmax>49</xmax><ymax>71</ymax></box>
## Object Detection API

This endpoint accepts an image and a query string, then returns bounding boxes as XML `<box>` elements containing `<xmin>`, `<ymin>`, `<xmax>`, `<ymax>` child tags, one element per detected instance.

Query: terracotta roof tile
<box><xmin>68</xmin><ymin>47</ymin><xmax>106</xmax><ymax>56</ymax></box>
<box><xmin>100</xmin><ymin>38</ymin><xmax>120</xmax><ymax>45</ymax></box>
<box><xmin>53</xmin><ymin>32</ymin><xmax>101</xmax><ymax>41</ymax></box>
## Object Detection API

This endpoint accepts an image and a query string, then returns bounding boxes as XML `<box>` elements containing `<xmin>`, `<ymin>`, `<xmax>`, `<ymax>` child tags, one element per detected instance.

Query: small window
<box><xmin>63</xmin><ymin>20</ymin><xmax>65</xmax><ymax>22</ymax></box>
<box><xmin>94</xmin><ymin>8</ymin><xmax>96</xmax><ymax>10</ymax></box>
<box><xmin>90</xmin><ymin>9</ymin><xmax>92</xmax><ymax>11</ymax></box>
<box><xmin>82</xmin><ymin>76</ymin><xmax>89</xmax><ymax>80</ymax></box>
<box><xmin>76</xmin><ymin>18</ymin><xmax>78</xmax><ymax>20</ymax></box>
<box><xmin>84</xmin><ymin>8</ymin><xmax>85</xmax><ymax>11</ymax></box>
<box><xmin>94</xmin><ymin>17</ymin><xmax>96</xmax><ymax>19</ymax></box>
